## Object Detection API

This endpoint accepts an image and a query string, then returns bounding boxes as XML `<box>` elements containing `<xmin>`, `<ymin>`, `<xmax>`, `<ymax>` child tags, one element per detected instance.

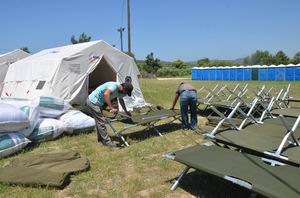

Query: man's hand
<box><xmin>110</xmin><ymin>108</ymin><xmax>118</xmax><ymax>114</ymax></box>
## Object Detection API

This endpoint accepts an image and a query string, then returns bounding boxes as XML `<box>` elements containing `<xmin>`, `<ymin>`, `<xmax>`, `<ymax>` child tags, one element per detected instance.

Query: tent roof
<box><xmin>0</xmin><ymin>49</ymin><xmax>30</xmax><ymax>64</ymax></box>
<box><xmin>23</xmin><ymin>40</ymin><xmax>134</xmax><ymax>63</ymax></box>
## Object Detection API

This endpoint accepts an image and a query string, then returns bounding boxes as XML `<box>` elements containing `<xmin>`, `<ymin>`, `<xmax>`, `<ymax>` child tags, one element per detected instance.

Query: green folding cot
<box><xmin>166</xmin><ymin>144</ymin><xmax>300</xmax><ymax>198</ymax></box>
<box><xmin>106</xmin><ymin>108</ymin><xmax>180</xmax><ymax>146</ymax></box>
<box><xmin>214</xmin><ymin>112</ymin><xmax>300</xmax><ymax>166</ymax></box>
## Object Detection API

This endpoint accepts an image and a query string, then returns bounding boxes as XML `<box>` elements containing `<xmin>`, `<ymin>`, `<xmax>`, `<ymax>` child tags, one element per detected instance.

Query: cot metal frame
<box><xmin>106</xmin><ymin>112</ymin><xmax>180</xmax><ymax>146</ymax></box>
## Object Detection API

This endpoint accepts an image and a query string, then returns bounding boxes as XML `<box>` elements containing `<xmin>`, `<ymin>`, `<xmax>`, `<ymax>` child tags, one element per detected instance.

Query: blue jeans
<box><xmin>180</xmin><ymin>90</ymin><xmax>198</xmax><ymax>129</ymax></box>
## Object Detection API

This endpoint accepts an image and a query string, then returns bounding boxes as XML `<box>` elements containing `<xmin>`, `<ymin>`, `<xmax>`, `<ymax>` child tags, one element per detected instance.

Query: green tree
<box><xmin>273</xmin><ymin>51</ymin><xmax>289</xmax><ymax>65</ymax></box>
<box><xmin>71</xmin><ymin>33</ymin><xmax>91</xmax><ymax>44</ymax></box>
<box><xmin>171</xmin><ymin>59</ymin><xmax>187</xmax><ymax>69</ymax></box>
<box><xmin>291</xmin><ymin>52</ymin><xmax>300</xmax><ymax>64</ymax></box>
<box><xmin>145</xmin><ymin>52</ymin><xmax>161</xmax><ymax>73</ymax></box>
<box><xmin>243</xmin><ymin>50</ymin><xmax>273</xmax><ymax>65</ymax></box>
<box><xmin>20</xmin><ymin>47</ymin><xmax>30</xmax><ymax>54</ymax></box>
<box><xmin>197</xmin><ymin>58</ymin><xmax>210</xmax><ymax>66</ymax></box>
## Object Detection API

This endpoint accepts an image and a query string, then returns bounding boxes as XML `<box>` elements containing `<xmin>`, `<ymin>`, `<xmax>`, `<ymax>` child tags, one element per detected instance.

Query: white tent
<box><xmin>0</xmin><ymin>49</ymin><xmax>30</xmax><ymax>94</ymax></box>
<box><xmin>2</xmin><ymin>40</ymin><xmax>146</xmax><ymax>109</ymax></box>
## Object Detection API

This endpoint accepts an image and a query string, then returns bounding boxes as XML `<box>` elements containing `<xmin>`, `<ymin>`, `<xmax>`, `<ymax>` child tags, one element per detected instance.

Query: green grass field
<box><xmin>0</xmin><ymin>79</ymin><xmax>299</xmax><ymax>198</ymax></box>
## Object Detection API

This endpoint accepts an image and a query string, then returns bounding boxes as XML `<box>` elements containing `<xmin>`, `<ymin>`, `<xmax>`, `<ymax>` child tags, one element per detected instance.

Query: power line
<box><xmin>120</xmin><ymin>0</ymin><xmax>125</xmax><ymax>27</ymax></box>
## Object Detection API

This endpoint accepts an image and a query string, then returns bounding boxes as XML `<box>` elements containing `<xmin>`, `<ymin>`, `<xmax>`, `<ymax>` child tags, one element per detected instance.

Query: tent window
<box><xmin>36</xmin><ymin>81</ymin><xmax>46</xmax><ymax>90</ymax></box>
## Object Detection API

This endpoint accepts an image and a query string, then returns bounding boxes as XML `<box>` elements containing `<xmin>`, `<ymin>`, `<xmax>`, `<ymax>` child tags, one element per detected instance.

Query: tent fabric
<box><xmin>0</xmin><ymin>151</ymin><xmax>90</xmax><ymax>188</ymax></box>
<box><xmin>0</xmin><ymin>49</ymin><xmax>30</xmax><ymax>64</ymax></box>
<box><xmin>174</xmin><ymin>145</ymin><xmax>300</xmax><ymax>198</ymax></box>
<box><xmin>2</xmin><ymin>41</ymin><xmax>145</xmax><ymax>110</ymax></box>
<box><xmin>0</xmin><ymin>49</ymin><xmax>30</xmax><ymax>94</ymax></box>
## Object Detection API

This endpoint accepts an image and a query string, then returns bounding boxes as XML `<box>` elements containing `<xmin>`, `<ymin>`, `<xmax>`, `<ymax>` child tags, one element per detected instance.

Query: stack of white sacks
<box><xmin>0</xmin><ymin>96</ymin><xmax>95</xmax><ymax>158</ymax></box>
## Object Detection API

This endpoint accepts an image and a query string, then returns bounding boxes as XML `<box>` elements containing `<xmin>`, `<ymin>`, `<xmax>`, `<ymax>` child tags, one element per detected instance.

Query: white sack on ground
<box><xmin>0</xmin><ymin>98</ymin><xmax>39</xmax><ymax>137</ymax></box>
<box><xmin>0</xmin><ymin>133</ymin><xmax>31</xmax><ymax>158</ymax></box>
<box><xmin>59</xmin><ymin>110</ymin><xmax>95</xmax><ymax>134</ymax></box>
<box><xmin>28</xmin><ymin>118</ymin><xmax>66</xmax><ymax>142</ymax></box>
<box><xmin>0</xmin><ymin>103</ymin><xmax>30</xmax><ymax>132</ymax></box>
<box><xmin>34</xmin><ymin>96</ymin><xmax>71</xmax><ymax>118</ymax></box>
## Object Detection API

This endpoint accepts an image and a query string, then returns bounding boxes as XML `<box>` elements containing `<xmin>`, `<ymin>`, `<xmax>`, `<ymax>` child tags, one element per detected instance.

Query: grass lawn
<box><xmin>0</xmin><ymin>79</ymin><xmax>299</xmax><ymax>198</ymax></box>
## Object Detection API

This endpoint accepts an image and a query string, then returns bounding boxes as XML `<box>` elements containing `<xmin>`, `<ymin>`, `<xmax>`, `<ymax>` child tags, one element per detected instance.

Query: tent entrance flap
<box><xmin>88</xmin><ymin>57</ymin><xmax>116</xmax><ymax>92</ymax></box>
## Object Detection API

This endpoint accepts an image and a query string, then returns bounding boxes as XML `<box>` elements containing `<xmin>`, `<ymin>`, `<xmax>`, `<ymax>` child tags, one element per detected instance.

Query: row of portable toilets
<box><xmin>192</xmin><ymin>64</ymin><xmax>300</xmax><ymax>81</ymax></box>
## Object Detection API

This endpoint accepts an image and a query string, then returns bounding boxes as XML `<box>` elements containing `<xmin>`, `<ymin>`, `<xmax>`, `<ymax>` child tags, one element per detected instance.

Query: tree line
<box><xmin>197</xmin><ymin>50</ymin><xmax>300</xmax><ymax>67</ymax></box>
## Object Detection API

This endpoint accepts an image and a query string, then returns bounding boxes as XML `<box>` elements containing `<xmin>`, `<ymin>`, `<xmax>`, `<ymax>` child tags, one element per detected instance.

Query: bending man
<box><xmin>86</xmin><ymin>81</ymin><xmax>133</xmax><ymax>147</ymax></box>
<box><xmin>171</xmin><ymin>82</ymin><xmax>198</xmax><ymax>130</ymax></box>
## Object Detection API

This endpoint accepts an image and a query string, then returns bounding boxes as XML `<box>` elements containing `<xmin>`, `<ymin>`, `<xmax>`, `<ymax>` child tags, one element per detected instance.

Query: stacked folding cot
<box><xmin>201</xmin><ymin>84</ymin><xmax>291</xmax><ymax>138</ymax></box>
<box><xmin>165</xmin><ymin>85</ymin><xmax>300</xmax><ymax>197</ymax></box>
<box><xmin>105</xmin><ymin>106</ymin><xmax>180</xmax><ymax>146</ymax></box>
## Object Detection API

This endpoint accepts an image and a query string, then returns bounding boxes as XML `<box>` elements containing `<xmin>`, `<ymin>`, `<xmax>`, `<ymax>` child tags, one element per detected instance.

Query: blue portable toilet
<box><xmin>243</xmin><ymin>66</ymin><xmax>252</xmax><ymax>80</ymax></box>
<box><xmin>285</xmin><ymin>64</ymin><xmax>295</xmax><ymax>81</ymax></box>
<box><xmin>198</xmin><ymin>68</ymin><xmax>204</xmax><ymax>80</ymax></box>
<box><xmin>223</xmin><ymin>66</ymin><xmax>230</xmax><ymax>81</ymax></box>
<box><xmin>236</xmin><ymin>66</ymin><xmax>244</xmax><ymax>81</ymax></box>
<box><xmin>276</xmin><ymin>64</ymin><xmax>285</xmax><ymax>81</ymax></box>
<box><xmin>203</xmin><ymin>67</ymin><xmax>209</xmax><ymax>80</ymax></box>
<box><xmin>230</xmin><ymin>66</ymin><xmax>237</xmax><ymax>81</ymax></box>
<box><xmin>192</xmin><ymin>68</ymin><xmax>197</xmax><ymax>80</ymax></box>
<box><xmin>259</xmin><ymin>65</ymin><xmax>268</xmax><ymax>80</ymax></box>
<box><xmin>295</xmin><ymin>64</ymin><xmax>300</xmax><ymax>80</ymax></box>
<box><xmin>216</xmin><ymin>67</ymin><xmax>223</xmax><ymax>80</ymax></box>
<box><xmin>267</xmin><ymin>65</ymin><xmax>276</xmax><ymax>80</ymax></box>
<box><xmin>209</xmin><ymin>67</ymin><xmax>216</xmax><ymax>80</ymax></box>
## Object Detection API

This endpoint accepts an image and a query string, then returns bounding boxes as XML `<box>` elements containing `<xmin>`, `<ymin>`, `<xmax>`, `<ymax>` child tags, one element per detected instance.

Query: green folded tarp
<box><xmin>174</xmin><ymin>145</ymin><xmax>300</xmax><ymax>198</ymax></box>
<box><xmin>0</xmin><ymin>151</ymin><xmax>89</xmax><ymax>188</ymax></box>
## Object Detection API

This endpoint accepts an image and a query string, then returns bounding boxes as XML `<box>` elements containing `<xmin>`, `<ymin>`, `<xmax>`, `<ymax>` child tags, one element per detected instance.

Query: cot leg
<box><xmin>106</xmin><ymin>119</ymin><xmax>130</xmax><ymax>147</ymax></box>
<box><xmin>171</xmin><ymin>166</ymin><xmax>190</xmax><ymax>191</ymax></box>
<box><xmin>150</xmin><ymin>125</ymin><xmax>163</xmax><ymax>136</ymax></box>
<box><xmin>119</xmin><ymin>135</ymin><xmax>130</xmax><ymax>147</ymax></box>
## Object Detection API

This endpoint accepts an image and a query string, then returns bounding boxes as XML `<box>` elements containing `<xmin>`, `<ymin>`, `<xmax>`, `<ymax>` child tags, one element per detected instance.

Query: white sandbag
<box><xmin>0</xmin><ymin>103</ymin><xmax>30</xmax><ymax>132</ymax></box>
<box><xmin>0</xmin><ymin>98</ymin><xmax>40</xmax><ymax>137</ymax></box>
<box><xmin>35</xmin><ymin>96</ymin><xmax>71</xmax><ymax>118</ymax></box>
<box><xmin>0</xmin><ymin>133</ymin><xmax>31</xmax><ymax>158</ymax></box>
<box><xmin>28</xmin><ymin>118</ymin><xmax>66</xmax><ymax>142</ymax></box>
<box><xmin>59</xmin><ymin>110</ymin><xmax>95</xmax><ymax>134</ymax></box>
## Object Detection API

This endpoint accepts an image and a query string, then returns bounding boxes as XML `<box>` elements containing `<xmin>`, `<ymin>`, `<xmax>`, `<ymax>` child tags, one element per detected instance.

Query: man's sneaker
<box><xmin>105</xmin><ymin>141</ymin><xmax>118</xmax><ymax>148</ymax></box>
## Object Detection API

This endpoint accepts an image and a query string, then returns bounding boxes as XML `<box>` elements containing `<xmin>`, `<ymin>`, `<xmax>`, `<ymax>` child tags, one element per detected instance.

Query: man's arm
<box><xmin>104</xmin><ymin>89</ymin><xmax>118</xmax><ymax>114</ymax></box>
<box><xmin>171</xmin><ymin>94</ymin><xmax>179</xmax><ymax>110</ymax></box>
<box><xmin>119</xmin><ymin>98</ymin><xmax>131</xmax><ymax>116</ymax></box>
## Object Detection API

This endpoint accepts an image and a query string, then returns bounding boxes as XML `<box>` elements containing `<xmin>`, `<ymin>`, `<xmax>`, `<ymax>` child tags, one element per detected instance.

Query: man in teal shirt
<box><xmin>86</xmin><ymin>81</ymin><xmax>133</xmax><ymax>147</ymax></box>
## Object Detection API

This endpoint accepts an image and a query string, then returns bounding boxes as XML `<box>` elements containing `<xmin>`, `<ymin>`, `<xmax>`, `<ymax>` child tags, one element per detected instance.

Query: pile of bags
<box><xmin>0</xmin><ymin>97</ymin><xmax>95</xmax><ymax>158</ymax></box>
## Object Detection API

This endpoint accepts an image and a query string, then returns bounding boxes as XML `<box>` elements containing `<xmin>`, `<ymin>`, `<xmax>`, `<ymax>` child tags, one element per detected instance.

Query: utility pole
<box><xmin>127</xmin><ymin>0</ymin><xmax>131</xmax><ymax>56</ymax></box>
<box><xmin>117</xmin><ymin>27</ymin><xmax>125</xmax><ymax>52</ymax></box>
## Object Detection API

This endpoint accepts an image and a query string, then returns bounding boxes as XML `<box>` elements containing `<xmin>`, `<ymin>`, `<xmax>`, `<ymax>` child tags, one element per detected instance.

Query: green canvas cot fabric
<box><xmin>129</xmin><ymin>109</ymin><xmax>179</xmax><ymax>125</ymax></box>
<box><xmin>215</xmin><ymin>120</ymin><xmax>300</xmax><ymax>165</ymax></box>
<box><xmin>263</xmin><ymin>117</ymin><xmax>296</xmax><ymax>127</ymax></box>
<box><xmin>105</xmin><ymin>109</ymin><xmax>179</xmax><ymax>125</ymax></box>
<box><xmin>271</xmin><ymin>108</ymin><xmax>300</xmax><ymax>118</ymax></box>
<box><xmin>0</xmin><ymin>151</ymin><xmax>90</xmax><ymax>188</ymax></box>
<box><xmin>174</xmin><ymin>145</ymin><xmax>300</xmax><ymax>198</ymax></box>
